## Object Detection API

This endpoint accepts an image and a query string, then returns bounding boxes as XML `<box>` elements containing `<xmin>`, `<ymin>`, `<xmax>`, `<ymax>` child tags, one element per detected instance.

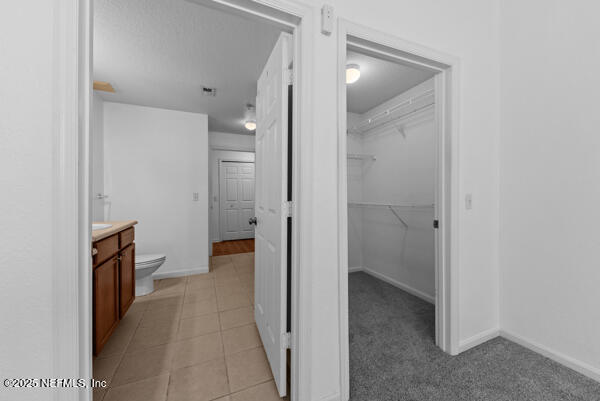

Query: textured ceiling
<box><xmin>93</xmin><ymin>0</ymin><xmax>282</xmax><ymax>134</ymax></box>
<box><xmin>346</xmin><ymin>50</ymin><xmax>436</xmax><ymax>114</ymax></box>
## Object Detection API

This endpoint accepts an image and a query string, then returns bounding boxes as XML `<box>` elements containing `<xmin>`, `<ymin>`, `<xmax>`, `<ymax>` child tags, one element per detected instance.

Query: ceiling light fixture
<box><xmin>346</xmin><ymin>64</ymin><xmax>361</xmax><ymax>84</ymax></box>
<box><xmin>244</xmin><ymin>104</ymin><xmax>256</xmax><ymax>131</ymax></box>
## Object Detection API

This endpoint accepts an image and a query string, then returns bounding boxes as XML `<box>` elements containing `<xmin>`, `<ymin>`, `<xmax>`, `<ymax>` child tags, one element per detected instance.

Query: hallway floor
<box><xmin>93</xmin><ymin>252</ymin><xmax>285</xmax><ymax>401</ymax></box>
<box><xmin>349</xmin><ymin>272</ymin><xmax>600</xmax><ymax>401</ymax></box>
<box><xmin>212</xmin><ymin>239</ymin><xmax>255</xmax><ymax>256</ymax></box>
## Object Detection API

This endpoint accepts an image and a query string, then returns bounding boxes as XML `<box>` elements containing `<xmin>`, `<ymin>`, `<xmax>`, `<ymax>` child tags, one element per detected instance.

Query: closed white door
<box><xmin>219</xmin><ymin>161</ymin><xmax>255</xmax><ymax>241</ymax></box>
<box><xmin>254</xmin><ymin>32</ymin><xmax>291</xmax><ymax>397</ymax></box>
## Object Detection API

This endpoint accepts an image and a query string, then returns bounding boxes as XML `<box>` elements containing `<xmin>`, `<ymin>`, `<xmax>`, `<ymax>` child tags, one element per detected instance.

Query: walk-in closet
<box><xmin>345</xmin><ymin>49</ymin><xmax>440</xmax><ymax>399</ymax></box>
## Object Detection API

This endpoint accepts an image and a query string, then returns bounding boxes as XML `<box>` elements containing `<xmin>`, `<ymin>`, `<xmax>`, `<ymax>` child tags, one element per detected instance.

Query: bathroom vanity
<box><xmin>91</xmin><ymin>220</ymin><xmax>138</xmax><ymax>355</ymax></box>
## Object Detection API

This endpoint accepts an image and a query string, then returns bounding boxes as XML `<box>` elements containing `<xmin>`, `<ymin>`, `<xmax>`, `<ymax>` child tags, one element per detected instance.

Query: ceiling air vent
<box><xmin>201</xmin><ymin>86</ymin><xmax>217</xmax><ymax>97</ymax></box>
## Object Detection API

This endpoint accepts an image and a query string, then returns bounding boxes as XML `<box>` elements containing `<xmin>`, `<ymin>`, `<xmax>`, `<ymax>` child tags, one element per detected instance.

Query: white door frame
<box><xmin>218</xmin><ymin>159</ymin><xmax>255</xmax><ymax>241</ymax></box>
<box><xmin>214</xmin><ymin>156</ymin><xmax>255</xmax><ymax>244</ymax></box>
<box><xmin>337</xmin><ymin>19</ymin><xmax>461</xmax><ymax>400</ymax></box>
<box><xmin>54</xmin><ymin>1</ymin><xmax>313</xmax><ymax>400</ymax></box>
<box><xmin>210</xmin><ymin>152</ymin><xmax>255</xmax><ymax>250</ymax></box>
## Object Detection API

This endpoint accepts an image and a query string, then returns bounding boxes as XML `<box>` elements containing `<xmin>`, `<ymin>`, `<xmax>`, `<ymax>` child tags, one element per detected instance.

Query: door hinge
<box><xmin>287</xmin><ymin>68</ymin><xmax>294</xmax><ymax>85</ymax></box>
<box><xmin>282</xmin><ymin>332</ymin><xmax>291</xmax><ymax>349</ymax></box>
<box><xmin>433</xmin><ymin>219</ymin><xmax>439</xmax><ymax>229</ymax></box>
<box><xmin>283</xmin><ymin>201</ymin><xmax>294</xmax><ymax>218</ymax></box>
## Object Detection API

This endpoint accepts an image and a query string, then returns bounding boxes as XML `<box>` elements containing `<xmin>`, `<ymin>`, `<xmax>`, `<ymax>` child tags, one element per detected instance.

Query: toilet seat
<box><xmin>134</xmin><ymin>253</ymin><xmax>166</xmax><ymax>296</ymax></box>
<box><xmin>135</xmin><ymin>253</ymin><xmax>166</xmax><ymax>268</ymax></box>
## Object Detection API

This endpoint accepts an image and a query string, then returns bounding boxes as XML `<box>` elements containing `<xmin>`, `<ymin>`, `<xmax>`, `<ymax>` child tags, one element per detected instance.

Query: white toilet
<box><xmin>135</xmin><ymin>253</ymin><xmax>166</xmax><ymax>296</ymax></box>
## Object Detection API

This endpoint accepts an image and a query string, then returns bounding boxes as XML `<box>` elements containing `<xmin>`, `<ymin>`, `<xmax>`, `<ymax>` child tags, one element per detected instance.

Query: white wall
<box><xmin>499</xmin><ymin>0</ymin><xmax>600</xmax><ymax>380</ymax></box>
<box><xmin>349</xmin><ymin>80</ymin><xmax>436</xmax><ymax>301</ymax></box>
<box><xmin>208</xmin><ymin>131</ymin><xmax>255</xmax><ymax>253</ymax></box>
<box><xmin>104</xmin><ymin>102</ymin><xmax>209</xmax><ymax>277</ymax></box>
<box><xmin>0</xmin><ymin>2</ymin><xmax>55</xmax><ymax>398</ymax></box>
<box><xmin>209</xmin><ymin>131</ymin><xmax>255</xmax><ymax>151</ymax></box>
<box><xmin>92</xmin><ymin>92</ymin><xmax>105</xmax><ymax>221</ymax></box>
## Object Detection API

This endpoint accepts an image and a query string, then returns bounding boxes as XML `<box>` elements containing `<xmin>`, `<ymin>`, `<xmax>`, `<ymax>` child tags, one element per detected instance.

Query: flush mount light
<box><xmin>244</xmin><ymin>104</ymin><xmax>256</xmax><ymax>131</ymax></box>
<box><xmin>346</xmin><ymin>64</ymin><xmax>361</xmax><ymax>84</ymax></box>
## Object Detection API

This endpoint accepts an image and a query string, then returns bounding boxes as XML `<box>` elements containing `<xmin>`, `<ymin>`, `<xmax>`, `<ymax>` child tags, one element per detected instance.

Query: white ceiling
<box><xmin>346</xmin><ymin>50</ymin><xmax>436</xmax><ymax>114</ymax></box>
<box><xmin>93</xmin><ymin>0</ymin><xmax>282</xmax><ymax>134</ymax></box>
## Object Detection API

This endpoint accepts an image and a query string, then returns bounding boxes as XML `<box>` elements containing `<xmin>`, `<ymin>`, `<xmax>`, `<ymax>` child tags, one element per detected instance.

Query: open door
<box><xmin>252</xmin><ymin>32</ymin><xmax>292</xmax><ymax>397</ymax></box>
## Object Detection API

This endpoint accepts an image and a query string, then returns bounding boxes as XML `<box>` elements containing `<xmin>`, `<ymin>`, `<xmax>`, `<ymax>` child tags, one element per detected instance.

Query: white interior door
<box><xmin>219</xmin><ymin>161</ymin><xmax>255</xmax><ymax>241</ymax></box>
<box><xmin>254</xmin><ymin>32</ymin><xmax>292</xmax><ymax>397</ymax></box>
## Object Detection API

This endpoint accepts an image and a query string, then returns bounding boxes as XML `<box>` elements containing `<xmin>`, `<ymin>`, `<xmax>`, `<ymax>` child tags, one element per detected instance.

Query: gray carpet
<box><xmin>349</xmin><ymin>272</ymin><xmax>600</xmax><ymax>401</ymax></box>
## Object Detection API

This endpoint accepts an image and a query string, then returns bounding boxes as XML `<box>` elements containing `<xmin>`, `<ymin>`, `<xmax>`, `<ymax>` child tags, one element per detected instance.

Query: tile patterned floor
<box><xmin>93</xmin><ymin>252</ymin><xmax>285</xmax><ymax>401</ymax></box>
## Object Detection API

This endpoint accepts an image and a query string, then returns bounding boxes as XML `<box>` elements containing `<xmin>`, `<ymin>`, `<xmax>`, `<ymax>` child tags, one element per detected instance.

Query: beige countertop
<box><xmin>92</xmin><ymin>220</ymin><xmax>138</xmax><ymax>242</ymax></box>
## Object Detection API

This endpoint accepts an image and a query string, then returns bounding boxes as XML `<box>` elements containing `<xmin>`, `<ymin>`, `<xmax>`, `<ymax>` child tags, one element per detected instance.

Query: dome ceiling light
<box><xmin>346</xmin><ymin>64</ymin><xmax>361</xmax><ymax>84</ymax></box>
<box><xmin>244</xmin><ymin>104</ymin><xmax>256</xmax><ymax>131</ymax></box>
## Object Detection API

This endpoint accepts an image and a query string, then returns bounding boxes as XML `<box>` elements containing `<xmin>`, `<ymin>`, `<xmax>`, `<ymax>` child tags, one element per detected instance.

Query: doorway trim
<box><xmin>209</xmin><ymin>147</ymin><xmax>255</xmax><ymax>251</ymax></box>
<box><xmin>337</xmin><ymin>19</ymin><xmax>461</xmax><ymax>400</ymax></box>
<box><xmin>213</xmin><ymin>156</ymin><xmax>256</xmax><ymax>246</ymax></box>
<box><xmin>55</xmin><ymin>1</ymin><xmax>314</xmax><ymax>400</ymax></box>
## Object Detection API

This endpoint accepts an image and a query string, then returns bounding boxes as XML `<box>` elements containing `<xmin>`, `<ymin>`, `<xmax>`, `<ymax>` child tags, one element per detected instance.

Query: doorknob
<box><xmin>249</xmin><ymin>217</ymin><xmax>258</xmax><ymax>226</ymax></box>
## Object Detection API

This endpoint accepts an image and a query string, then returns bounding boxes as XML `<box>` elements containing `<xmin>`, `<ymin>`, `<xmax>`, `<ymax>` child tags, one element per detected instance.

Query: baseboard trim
<box><xmin>348</xmin><ymin>266</ymin><xmax>364</xmax><ymax>273</ymax></box>
<box><xmin>360</xmin><ymin>266</ymin><xmax>435</xmax><ymax>304</ymax></box>
<box><xmin>459</xmin><ymin>327</ymin><xmax>499</xmax><ymax>353</ymax></box>
<box><xmin>500</xmin><ymin>329</ymin><xmax>600</xmax><ymax>383</ymax></box>
<box><xmin>152</xmin><ymin>266</ymin><xmax>209</xmax><ymax>279</ymax></box>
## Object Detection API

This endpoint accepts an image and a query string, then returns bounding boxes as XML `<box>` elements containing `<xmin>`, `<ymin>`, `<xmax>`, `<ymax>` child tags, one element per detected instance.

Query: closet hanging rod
<box><xmin>348</xmin><ymin>202</ymin><xmax>434</xmax><ymax>228</ymax></box>
<box><xmin>348</xmin><ymin>202</ymin><xmax>411</xmax><ymax>227</ymax></box>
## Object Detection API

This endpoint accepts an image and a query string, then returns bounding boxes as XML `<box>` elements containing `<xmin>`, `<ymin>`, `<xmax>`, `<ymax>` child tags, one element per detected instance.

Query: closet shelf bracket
<box><xmin>388</xmin><ymin>206</ymin><xmax>408</xmax><ymax>228</ymax></box>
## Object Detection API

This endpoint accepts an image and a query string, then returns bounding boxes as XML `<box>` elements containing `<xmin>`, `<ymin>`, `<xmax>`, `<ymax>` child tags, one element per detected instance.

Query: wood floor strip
<box><xmin>213</xmin><ymin>239</ymin><xmax>255</xmax><ymax>256</ymax></box>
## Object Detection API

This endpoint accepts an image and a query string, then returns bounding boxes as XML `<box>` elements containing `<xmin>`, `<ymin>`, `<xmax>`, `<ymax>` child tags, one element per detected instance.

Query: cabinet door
<box><xmin>119</xmin><ymin>243</ymin><xmax>135</xmax><ymax>318</ymax></box>
<box><xmin>94</xmin><ymin>256</ymin><xmax>119</xmax><ymax>355</ymax></box>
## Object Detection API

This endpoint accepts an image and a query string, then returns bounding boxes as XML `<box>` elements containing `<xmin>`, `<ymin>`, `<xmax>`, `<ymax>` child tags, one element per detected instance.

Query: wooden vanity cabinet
<box><xmin>92</xmin><ymin>226</ymin><xmax>136</xmax><ymax>355</ymax></box>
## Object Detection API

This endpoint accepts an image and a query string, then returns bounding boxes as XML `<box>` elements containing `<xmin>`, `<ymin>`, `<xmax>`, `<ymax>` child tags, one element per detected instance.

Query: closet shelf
<box><xmin>348</xmin><ymin>201</ymin><xmax>434</xmax><ymax>210</ymax></box>
<box><xmin>347</xmin><ymin>153</ymin><xmax>376</xmax><ymax>161</ymax></box>
<box><xmin>348</xmin><ymin>89</ymin><xmax>435</xmax><ymax>136</ymax></box>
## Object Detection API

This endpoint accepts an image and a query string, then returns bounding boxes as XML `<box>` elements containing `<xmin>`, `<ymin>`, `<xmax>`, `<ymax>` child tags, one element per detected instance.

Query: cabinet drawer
<box><xmin>93</xmin><ymin>234</ymin><xmax>119</xmax><ymax>267</ymax></box>
<box><xmin>120</xmin><ymin>227</ymin><xmax>135</xmax><ymax>249</ymax></box>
